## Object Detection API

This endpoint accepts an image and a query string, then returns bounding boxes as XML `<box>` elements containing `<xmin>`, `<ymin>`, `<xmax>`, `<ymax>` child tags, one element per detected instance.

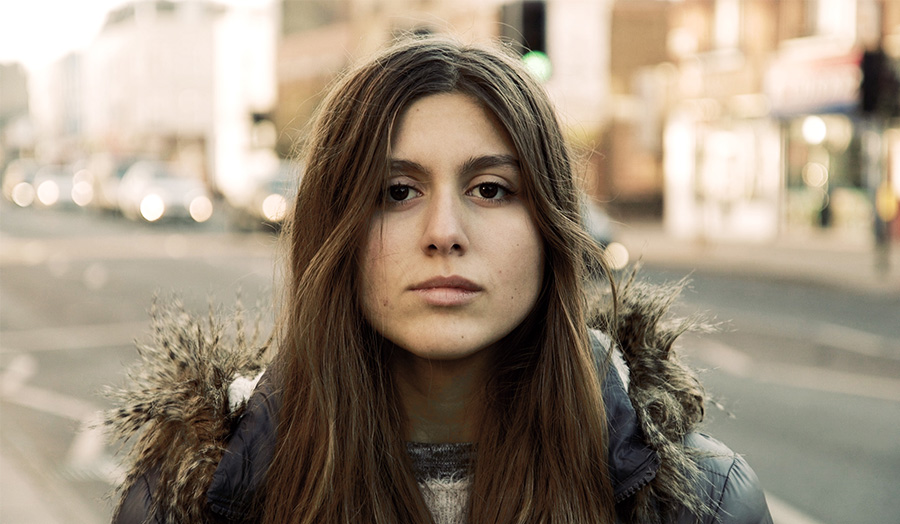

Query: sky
<box><xmin>0</xmin><ymin>0</ymin><xmax>273</xmax><ymax>70</ymax></box>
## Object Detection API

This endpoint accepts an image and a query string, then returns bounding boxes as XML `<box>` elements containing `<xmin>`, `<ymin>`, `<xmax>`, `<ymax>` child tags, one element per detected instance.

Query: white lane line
<box><xmin>0</xmin><ymin>320</ymin><xmax>148</xmax><ymax>353</ymax></box>
<box><xmin>0</xmin><ymin>232</ymin><xmax>276</xmax><ymax>266</ymax></box>
<box><xmin>1</xmin><ymin>354</ymin><xmax>100</xmax><ymax>421</ymax></box>
<box><xmin>766</xmin><ymin>492</ymin><xmax>828</xmax><ymax>524</ymax></box>
<box><xmin>692</xmin><ymin>340</ymin><xmax>900</xmax><ymax>403</ymax></box>
<box><xmin>1</xmin><ymin>354</ymin><xmax>120</xmax><ymax>484</ymax></box>
<box><xmin>3</xmin><ymin>382</ymin><xmax>99</xmax><ymax>421</ymax></box>
<box><xmin>64</xmin><ymin>412</ymin><xmax>124</xmax><ymax>484</ymax></box>
<box><xmin>813</xmin><ymin>322</ymin><xmax>899</xmax><ymax>360</ymax></box>
<box><xmin>2</xmin><ymin>430</ymin><xmax>106</xmax><ymax>524</ymax></box>
<box><xmin>717</xmin><ymin>311</ymin><xmax>900</xmax><ymax>361</ymax></box>
<box><xmin>0</xmin><ymin>352</ymin><xmax>38</xmax><ymax>395</ymax></box>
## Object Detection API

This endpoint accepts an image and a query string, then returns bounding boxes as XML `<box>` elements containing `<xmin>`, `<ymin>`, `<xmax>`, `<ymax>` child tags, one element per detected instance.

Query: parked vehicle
<box><xmin>583</xmin><ymin>199</ymin><xmax>615</xmax><ymax>249</ymax></box>
<box><xmin>32</xmin><ymin>164</ymin><xmax>78</xmax><ymax>209</ymax></box>
<box><xmin>226</xmin><ymin>160</ymin><xmax>298</xmax><ymax>232</ymax></box>
<box><xmin>2</xmin><ymin>158</ymin><xmax>41</xmax><ymax>207</ymax></box>
<box><xmin>117</xmin><ymin>161</ymin><xmax>213</xmax><ymax>223</ymax></box>
<box><xmin>582</xmin><ymin>199</ymin><xmax>630</xmax><ymax>272</ymax></box>
<box><xmin>87</xmin><ymin>154</ymin><xmax>141</xmax><ymax>213</ymax></box>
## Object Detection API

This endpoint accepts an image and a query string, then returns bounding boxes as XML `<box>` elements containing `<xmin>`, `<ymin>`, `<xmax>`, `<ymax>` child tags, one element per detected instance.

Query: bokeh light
<box><xmin>802</xmin><ymin>162</ymin><xmax>829</xmax><ymax>188</ymax></box>
<box><xmin>802</xmin><ymin>115</ymin><xmax>827</xmax><ymax>145</ymax></box>
<box><xmin>36</xmin><ymin>180</ymin><xmax>60</xmax><ymax>206</ymax></box>
<box><xmin>262</xmin><ymin>193</ymin><xmax>287</xmax><ymax>222</ymax></box>
<box><xmin>189</xmin><ymin>195</ymin><xmax>214</xmax><ymax>223</ymax></box>
<box><xmin>140</xmin><ymin>194</ymin><xmax>165</xmax><ymax>222</ymax></box>
<box><xmin>11</xmin><ymin>182</ymin><xmax>35</xmax><ymax>207</ymax></box>
<box><xmin>604</xmin><ymin>242</ymin><xmax>629</xmax><ymax>271</ymax></box>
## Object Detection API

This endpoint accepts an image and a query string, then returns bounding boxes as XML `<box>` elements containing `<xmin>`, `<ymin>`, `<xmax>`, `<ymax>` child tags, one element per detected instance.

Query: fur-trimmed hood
<box><xmin>106</xmin><ymin>275</ymin><xmax>769</xmax><ymax>524</ymax></box>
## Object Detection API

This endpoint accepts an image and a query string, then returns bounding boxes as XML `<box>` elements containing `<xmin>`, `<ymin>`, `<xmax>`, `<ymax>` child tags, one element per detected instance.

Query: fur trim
<box><xmin>107</xmin><ymin>269</ymin><xmax>722</xmax><ymax>523</ymax></box>
<box><xmin>105</xmin><ymin>296</ymin><xmax>272</xmax><ymax>523</ymax></box>
<box><xmin>590</xmin><ymin>268</ymin><xmax>718</xmax><ymax>523</ymax></box>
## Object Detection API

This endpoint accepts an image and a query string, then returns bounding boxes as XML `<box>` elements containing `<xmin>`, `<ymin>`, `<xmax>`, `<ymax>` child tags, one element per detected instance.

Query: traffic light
<box><xmin>860</xmin><ymin>47</ymin><xmax>900</xmax><ymax>117</ymax></box>
<box><xmin>500</xmin><ymin>1</ymin><xmax>550</xmax><ymax>81</ymax></box>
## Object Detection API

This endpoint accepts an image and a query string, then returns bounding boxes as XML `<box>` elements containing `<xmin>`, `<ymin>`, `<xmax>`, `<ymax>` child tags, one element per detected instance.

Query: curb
<box><xmin>615</xmin><ymin>223</ymin><xmax>900</xmax><ymax>296</ymax></box>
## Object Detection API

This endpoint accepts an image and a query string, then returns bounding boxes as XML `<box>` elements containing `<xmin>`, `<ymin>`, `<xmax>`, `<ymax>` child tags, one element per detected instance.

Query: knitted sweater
<box><xmin>407</xmin><ymin>442</ymin><xmax>472</xmax><ymax>524</ymax></box>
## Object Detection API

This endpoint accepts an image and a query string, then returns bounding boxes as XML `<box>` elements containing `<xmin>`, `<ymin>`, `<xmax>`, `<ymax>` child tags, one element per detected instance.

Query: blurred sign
<box><xmin>765</xmin><ymin>50</ymin><xmax>861</xmax><ymax>117</ymax></box>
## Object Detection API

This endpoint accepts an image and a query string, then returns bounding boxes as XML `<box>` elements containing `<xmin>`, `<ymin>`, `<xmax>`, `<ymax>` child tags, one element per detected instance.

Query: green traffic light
<box><xmin>522</xmin><ymin>50</ymin><xmax>552</xmax><ymax>82</ymax></box>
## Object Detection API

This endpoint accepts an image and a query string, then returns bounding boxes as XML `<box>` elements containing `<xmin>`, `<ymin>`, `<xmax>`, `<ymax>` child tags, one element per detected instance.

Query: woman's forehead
<box><xmin>391</xmin><ymin>92</ymin><xmax>517</xmax><ymax>156</ymax></box>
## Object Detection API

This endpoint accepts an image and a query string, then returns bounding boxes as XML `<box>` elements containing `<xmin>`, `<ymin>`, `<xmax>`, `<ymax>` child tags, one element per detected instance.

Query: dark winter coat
<box><xmin>106</xmin><ymin>279</ymin><xmax>773</xmax><ymax>524</ymax></box>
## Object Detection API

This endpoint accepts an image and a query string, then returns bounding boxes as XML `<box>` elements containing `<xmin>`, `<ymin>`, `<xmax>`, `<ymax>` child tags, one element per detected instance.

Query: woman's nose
<box><xmin>421</xmin><ymin>192</ymin><xmax>468</xmax><ymax>256</ymax></box>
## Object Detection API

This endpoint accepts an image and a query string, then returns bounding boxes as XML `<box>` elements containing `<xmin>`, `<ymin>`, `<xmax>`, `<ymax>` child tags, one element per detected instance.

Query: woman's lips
<box><xmin>410</xmin><ymin>276</ymin><xmax>482</xmax><ymax>306</ymax></box>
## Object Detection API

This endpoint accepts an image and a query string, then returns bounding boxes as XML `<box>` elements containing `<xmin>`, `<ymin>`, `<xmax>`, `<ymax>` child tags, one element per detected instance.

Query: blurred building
<box><xmin>0</xmin><ymin>62</ymin><xmax>33</xmax><ymax>168</ymax></box>
<box><xmin>274</xmin><ymin>0</ymin><xmax>615</xmax><ymax>156</ymax></box>
<box><xmin>11</xmin><ymin>0</ymin><xmax>898</xmax><ymax>245</ymax></box>
<box><xmin>604</xmin><ymin>0</ymin><xmax>900</xmax><ymax>243</ymax></box>
<box><xmin>29</xmin><ymin>53</ymin><xmax>85</xmax><ymax>163</ymax></box>
<box><xmin>24</xmin><ymin>0</ymin><xmax>280</xmax><ymax>197</ymax></box>
<box><xmin>83</xmin><ymin>1</ymin><xmax>221</xmax><ymax>163</ymax></box>
<box><xmin>272</xmin><ymin>0</ymin><xmax>900</xmax><ymax>245</ymax></box>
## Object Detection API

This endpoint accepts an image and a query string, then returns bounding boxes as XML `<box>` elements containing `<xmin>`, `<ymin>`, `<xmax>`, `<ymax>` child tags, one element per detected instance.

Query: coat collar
<box><xmin>205</xmin><ymin>333</ymin><xmax>660</xmax><ymax>520</ymax></box>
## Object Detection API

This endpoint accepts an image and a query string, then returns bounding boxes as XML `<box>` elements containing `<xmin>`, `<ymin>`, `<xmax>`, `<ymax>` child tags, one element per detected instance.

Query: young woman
<box><xmin>109</xmin><ymin>36</ymin><xmax>772</xmax><ymax>524</ymax></box>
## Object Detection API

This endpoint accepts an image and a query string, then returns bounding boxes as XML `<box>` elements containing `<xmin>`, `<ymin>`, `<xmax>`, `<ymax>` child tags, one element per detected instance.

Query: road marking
<box><xmin>0</xmin><ymin>231</ymin><xmax>276</xmax><ymax>266</ymax></box>
<box><xmin>693</xmin><ymin>340</ymin><xmax>900</xmax><ymax>403</ymax></box>
<box><xmin>813</xmin><ymin>322</ymin><xmax>900</xmax><ymax>360</ymax></box>
<box><xmin>2</xmin><ymin>430</ymin><xmax>107</xmax><ymax>524</ymax></box>
<box><xmin>717</xmin><ymin>310</ymin><xmax>900</xmax><ymax>361</ymax></box>
<box><xmin>766</xmin><ymin>492</ymin><xmax>828</xmax><ymax>524</ymax></box>
<box><xmin>0</xmin><ymin>352</ymin><xmax>38</xmax><ymax>395</ymax></box>
<box><xmin>0</xmin><ymin>320</ymin><xmax>148</xmax><ymax>353</ymax></box>
<box><xmin>1</xmin><ymin>354</ymin><xmax>121</xmax><ymax>485</ymax></box>
<box><xmin>1</xmin><ymin>355</ymin><xmax>100</xmax><ymax>420</ymax></box>
<box><xmin>64</xmin><ymin>412</ymin><xmax>124</xmax><ymax>484</ymax></box>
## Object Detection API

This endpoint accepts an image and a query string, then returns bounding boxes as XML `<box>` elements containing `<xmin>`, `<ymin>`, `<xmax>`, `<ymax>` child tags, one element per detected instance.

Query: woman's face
<box><xmin>360</xmin><ymin>92</ymin><xmax>544</xmax><ymax>361</ymax></box>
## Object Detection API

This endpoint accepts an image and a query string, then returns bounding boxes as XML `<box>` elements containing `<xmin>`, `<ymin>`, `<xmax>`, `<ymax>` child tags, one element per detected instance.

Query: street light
<box><xmin>801</xmin><ymin>115</ymin><xmax>827</xmax><ymax>145</ymax></box>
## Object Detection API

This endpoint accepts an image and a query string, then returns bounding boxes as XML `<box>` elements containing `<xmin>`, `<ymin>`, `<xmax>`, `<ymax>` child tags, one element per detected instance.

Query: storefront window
<box><xmin>785</xmin><ymin>114</ymin><xmax>871</xmax><ymax>233</ymax></box>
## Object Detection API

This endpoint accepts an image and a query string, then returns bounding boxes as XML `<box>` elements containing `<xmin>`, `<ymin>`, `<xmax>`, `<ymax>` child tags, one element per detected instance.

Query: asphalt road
<box><xmin>1</xmin><ymin>201</ymin><xmax>898</xmax><ymax>523</ymax></box>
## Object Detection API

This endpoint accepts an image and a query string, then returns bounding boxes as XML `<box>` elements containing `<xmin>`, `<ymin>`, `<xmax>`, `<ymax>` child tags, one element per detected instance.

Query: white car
<box><xmin>226</xmin><ymin>160</ymin><xmax>298</xmax><ymax>232</ymax></box>
<box><xmin>32</xmin><ymin>165</ymin><xmax>77</xmax><ymax>209</ymax></box>
<box><xmin>117</xmin><ymin>161</ymin><xmax>213</xmax><ymax>223</ymax></box>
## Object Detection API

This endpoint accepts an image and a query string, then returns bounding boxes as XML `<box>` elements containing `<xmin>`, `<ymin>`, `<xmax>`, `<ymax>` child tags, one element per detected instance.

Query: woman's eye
<box><xmin>387</xmin><ymin>184</ymin><xmax>416</xmax><ymax>202</ymax></box>
<box><xmin>472</xmin><ymin>182</ymin><xmax>508</xmax><ymax>200</ymax></box>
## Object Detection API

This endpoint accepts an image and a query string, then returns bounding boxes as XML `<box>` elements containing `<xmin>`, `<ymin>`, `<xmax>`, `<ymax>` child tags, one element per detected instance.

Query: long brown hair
<box><xmin>264</xmin><ymin>35</ymin><xmax>616</xmax><ymax>523</ymax></box>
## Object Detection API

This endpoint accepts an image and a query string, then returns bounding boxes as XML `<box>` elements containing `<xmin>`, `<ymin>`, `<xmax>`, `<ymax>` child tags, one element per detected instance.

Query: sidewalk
<box><xmin>615</xmin><ymin>221</ymin><xmax>900</xmax><ymax>296</ymax></box>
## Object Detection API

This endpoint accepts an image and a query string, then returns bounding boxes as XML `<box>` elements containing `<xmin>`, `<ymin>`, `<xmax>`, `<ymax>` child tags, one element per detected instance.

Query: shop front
<box><xmin>663</xmin><ymin>57</ymin><xmax>782</xmax><ymax>243</ymax></box>
<box><xmin>764</xmin><ymin>40</ymin><xmax>888</xmax><ymax>241</ymax></box>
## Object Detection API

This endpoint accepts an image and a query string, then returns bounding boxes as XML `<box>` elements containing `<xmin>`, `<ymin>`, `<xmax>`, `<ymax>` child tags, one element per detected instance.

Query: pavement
<box><xmin>614</xmin><ymin>220</ymin><xmax>900</xmax><ymax>297</ymax></box>
<box><xmin>2</xmin><ymin>220</ymin><xmax>898</xmax><ymax>524</ymax></box>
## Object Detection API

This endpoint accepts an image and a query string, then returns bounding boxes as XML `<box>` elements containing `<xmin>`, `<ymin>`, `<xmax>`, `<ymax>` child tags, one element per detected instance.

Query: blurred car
<box><xmin>226</xmin><ymin>160</ymin><xmax>298</xmax><ymax>232</ymax></box>
<box><xmin>582</xmin><ymin>199</ymin><xmax>629</xmax><ymax>272</ymax></box>
<box><xmin>2</xmin><ymin>158</ymin><xmax>41</xmax><ymax>207</ymax></box>
<box><xmin>32</xmin><ymin>164</ymin><xmax>78</xmax><ymax>209</ymax></box>
<box><xmin>583</xmin><ymin>199</ymin><xmax>615</xmax><ymax>249</ymax></box>
<box><xmin>117</xmin><ymin>161</ymin><xmax>214</xmax><ymax>223</ymax></box>
<box><xmin>87</xmin><ymin>154</ymin><xmax>141</xmax><ymax>213</ymax></box>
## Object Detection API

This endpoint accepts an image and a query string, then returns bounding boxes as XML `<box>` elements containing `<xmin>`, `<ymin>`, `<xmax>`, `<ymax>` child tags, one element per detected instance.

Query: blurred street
<box><xmin>2</xmin><ymin>0</ymin><xmax>900</xmax><ymax>522</ymax></box>
<box><xmin>0</xmin><ymin>200</ymin><xmax>279</xmax><ymax>523</ymax></box>
<box><xmin>1</xmin><ymin>201</ymin><xmax>898</xmax><ymax>524</ymax></box>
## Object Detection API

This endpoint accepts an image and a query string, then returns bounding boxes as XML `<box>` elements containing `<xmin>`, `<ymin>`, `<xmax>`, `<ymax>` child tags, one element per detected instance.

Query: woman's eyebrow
<box><xmin>389</xmin><ymin>158</ymin><xmax>428</xmax><ymax>175</ymax></box>
<box><xmin>461</xmin><ymin>154</ymin><xmax>520</xmax><ymax>176</ymax></box>
<box><xmin>389</xmin><ymin>154</ymin><xmax>520</xmax><ymax>177</ymax></box>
